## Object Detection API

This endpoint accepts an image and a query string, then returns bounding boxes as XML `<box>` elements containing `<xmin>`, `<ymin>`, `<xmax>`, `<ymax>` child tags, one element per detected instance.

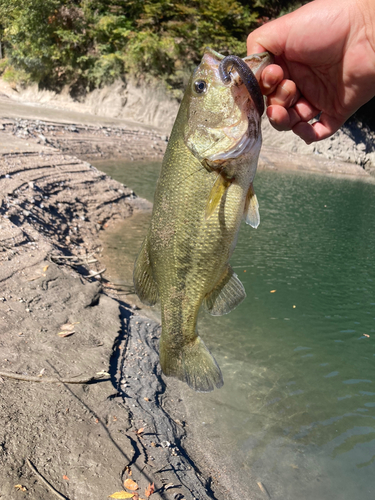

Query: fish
<box><xmin>133</xmin><ymin>48</ymin><xmax>272</xmax><ymax>392</ymax></box>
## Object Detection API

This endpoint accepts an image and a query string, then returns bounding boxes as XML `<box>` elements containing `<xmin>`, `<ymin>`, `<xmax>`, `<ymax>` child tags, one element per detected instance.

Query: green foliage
<box><xmin>0</xmin><ymin>0</ymin><xmax>306</xmax><ymax>94</ymax></box>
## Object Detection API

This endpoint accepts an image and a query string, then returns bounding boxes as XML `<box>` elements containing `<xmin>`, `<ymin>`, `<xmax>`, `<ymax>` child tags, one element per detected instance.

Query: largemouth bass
<box><xmin>134</xmin><ymin>48</ymin><xmax>272</xmax><ymax>392</ymax></box>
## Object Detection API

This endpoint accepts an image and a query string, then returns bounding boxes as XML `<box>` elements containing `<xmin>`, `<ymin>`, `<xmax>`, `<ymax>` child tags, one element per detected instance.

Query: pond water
<box><xmin>94</xmin><ymin>158</ymin><xmax>375</xmax><ymax>500</ymax></box>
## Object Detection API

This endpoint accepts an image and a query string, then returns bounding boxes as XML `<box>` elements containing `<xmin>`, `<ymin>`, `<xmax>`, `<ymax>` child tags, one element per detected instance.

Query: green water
<box><xmin>94</xmin><ymin>159</ymin><xmax>375</xmax><ymax>500</ymax></box>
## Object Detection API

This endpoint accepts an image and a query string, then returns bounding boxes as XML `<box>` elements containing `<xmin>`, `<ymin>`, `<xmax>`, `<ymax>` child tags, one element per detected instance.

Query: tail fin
<box><xmin>160</xmin><ymin>336</ymin><xmax>223</xmax><ymax>392</ymax></box>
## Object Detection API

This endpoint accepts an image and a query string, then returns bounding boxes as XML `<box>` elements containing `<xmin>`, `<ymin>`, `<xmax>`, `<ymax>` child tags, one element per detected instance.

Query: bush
<box><xmin>0</xmin><ymin>0</ymin><xmax>309</xmax><ymax>95</ymax></box>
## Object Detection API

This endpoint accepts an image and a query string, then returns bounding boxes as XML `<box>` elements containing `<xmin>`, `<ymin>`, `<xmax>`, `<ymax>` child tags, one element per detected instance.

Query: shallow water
<box><xmin>96</xmin><ymin>159</ymin><xmax>375</xmax><ymax>499</ymax></box>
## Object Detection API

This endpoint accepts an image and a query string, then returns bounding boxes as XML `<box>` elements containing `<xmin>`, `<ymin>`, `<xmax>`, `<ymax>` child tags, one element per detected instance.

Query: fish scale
<box><xmin>134</xmin><ymin>48</ymin><xmax>272</xmax><ymax>392</ymax></box>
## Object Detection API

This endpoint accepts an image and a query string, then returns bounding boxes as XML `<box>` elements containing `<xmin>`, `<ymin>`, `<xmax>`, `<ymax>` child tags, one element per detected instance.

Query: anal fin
<box><xmin>204</xmin><ymin>265</ymin><xmax>246</xmax><ymax>316</ymax></box>
<box><xmin>244</xmin><ymin>182</ymin><xmax>260</xmax><ymax>228</ymax></box>
<box><xmin>133</xmin><ymin>236</ymin><xmax>158</xmax><ymax>306</ymax></box>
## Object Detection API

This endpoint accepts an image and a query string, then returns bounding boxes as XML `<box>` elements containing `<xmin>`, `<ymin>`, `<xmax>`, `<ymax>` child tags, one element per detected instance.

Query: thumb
<box><xmin>247</xmin><ymin>16</ymin><xmax>290</xmax><ymax>56</ymax></box>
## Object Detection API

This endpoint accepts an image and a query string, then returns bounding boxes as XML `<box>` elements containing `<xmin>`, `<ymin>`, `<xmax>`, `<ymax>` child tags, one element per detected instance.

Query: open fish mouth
<box><xmin>206</xmin><ymin>131</ymin><xmax>260</xmax><ymax>162</ymax></box>
<box><xmin>219</xmin><ymin>55</ymin><xmax>265</xmax><ymax>116</ymax></box>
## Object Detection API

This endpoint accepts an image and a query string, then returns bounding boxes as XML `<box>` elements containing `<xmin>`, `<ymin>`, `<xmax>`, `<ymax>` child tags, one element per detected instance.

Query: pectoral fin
<box><xmin>204</xmin><ymin>265</ymin><xmax>246</xmax><ymax>316</ymax></box>
<box><xmin>244</xmin><ymin>182</ymin><xmax>260</xmax><ymax>228</ymax></box>
<box><xmin>205</xmin><ymin>174</ymin><xmax>231</xmax><ymax>220</ymax></box>
<box><xmin>133</xmin><ymin>236</ymin><xmax>158</xmax><ymax>306</ymax></box>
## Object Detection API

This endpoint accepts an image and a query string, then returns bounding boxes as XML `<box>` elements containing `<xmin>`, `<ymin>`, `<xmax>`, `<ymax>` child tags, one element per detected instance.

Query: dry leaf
<box><xmin>58</xmin><ymin>330</ymin><xmax>75</xmax><ymax>337</ymax></box>
<box><xmin>108</xmin><ymin>492</ymin><xmax>134</xmax><ymax>499</ymax></box>
<box><xmin>270</xmin><ymin>290</ymin><xmax>276</xmax><ymax>293</ymax></box>
<box><xmin>125</xmin><ymin>465</ymin><xmax>132</xmax><ymax>476</ymax></box>
<box><xmin>143</xmin><ymin>397</ymin><xmax>150</xmax><ymax>402</ymax></box>
<box><xmin>135</xmin><ymin>427</ymin><xmax>145</xmax><ymax>435</ymax></box>
<box><xmin>43</xmin><ymin>265</ymin><xmax>49</xmax><ymax>272</ymax></box>
<box><xmin>145</xmin><ymin>483</ymin><xmax>155</xmax><ymax>497</ymax></box>
<box><xmin>14</xmin><ymin>484</ymin><xmax>27</xmax><ymax>491</ymax></box>
<box><xmin>63</xmin><ymin>475</ymin><xmax>69</xmax><ymax>481</ymax></box>
<box><xmin>124</xmin><ymin>478</ymin><xmax>139</xmax><ymax>491</ymax></box>
<box><xmin>60</xmin><ymin>322</ymin><xmax>79</xmax><ymax>330</ymax></box>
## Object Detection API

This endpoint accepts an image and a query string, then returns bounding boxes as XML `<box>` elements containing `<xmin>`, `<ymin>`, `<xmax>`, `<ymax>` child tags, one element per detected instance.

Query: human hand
<box><xmin>247</xmin><ymin>0</ymin><xmax>375</xmax><ymax>143</ymax></box>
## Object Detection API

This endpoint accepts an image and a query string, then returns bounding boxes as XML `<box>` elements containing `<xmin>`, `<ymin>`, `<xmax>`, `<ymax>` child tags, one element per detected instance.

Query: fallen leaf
<box><xmin>60</xmin><ymin>322</ymin><xmax>79</xmax><ymax>331</ymax></box>
<box><xmin>108</xmin><ymin>492</ymin><xmax>134</xmax><ymax>499</ymax></box>
<box><xmin>145</xmin><ymin>482</ymin><xmax>155</xmax><ymax>497</ymax></box>
<box><xmin>14</xmin><ymin>485</ymin><xmax>27</xmax><ymax>491</ymax></box>
<box><xmin>270</xmin><ymin>290</ymin><xmax>276</xmax><ymax>293</ymax></box>
<box><xmin>143</xmin><ymin>397</ymin><xmax>150</xmax><ymax>402</ymax></box>
<box><xmin>125</xmin><ymin>465</ymin><xmax>132</xmax><ymax>476</ymax></box>
<box><xmin>43</xmin><ymin>265</ymin><xmax>49</xmax><ymax>272</ymax></box>
<box><xmin>124</xmin><ymin>478</ymin><xmax>139</xmax><ymax>491</ymax></box>
<box><xmin>63</xmin><ymin>475</ymin><xmax>69</xmax><ymax>481</ymax></box>
<box><xmin>58</xmin><ymin>330</ymin><xmax>75</xmax><ymax>337</ymax></box>
<box><xmin>135</xmin><ymin>427</ymin><xmax>145</xmax><ymax>435</ymax></box>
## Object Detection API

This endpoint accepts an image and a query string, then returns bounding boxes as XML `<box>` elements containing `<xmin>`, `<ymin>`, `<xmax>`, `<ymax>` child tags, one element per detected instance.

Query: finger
<box><xmin>294</xmin><ymin>97</ymin><xmax>320</xmax><ymax>122</ymax></box>
<box><xmin>292</xmin><ymin>113</ymin><xmax>343</xmax><ymax>144</ymax></box>
<box><xmin>267</xmin><ymin>79</ymin><xmax>300</xmax><ymax>108</ymax></box>
<box><xmin>310</xmin><ymin>114</ymin><xmax>343</xmax><ymax>141</ymax></box>
<box><xmin>292</xmin><ymin>122</ymin><xmax>317</xmax><ymax>144</ymax></box>
<box><xmin>260</xmin><ymin>65</ymin><xmax>284</xmax><ymax>95</ymax></box>
<box><xmin>267</xmin><ymin>105</ymin><xmax>301</xmax><ymax>131</ymax></box>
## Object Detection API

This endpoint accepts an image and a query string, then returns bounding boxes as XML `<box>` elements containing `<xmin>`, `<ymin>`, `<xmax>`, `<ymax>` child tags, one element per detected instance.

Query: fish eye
<box><xmin>194</xmin><ymin>80</ymin><xmax>207</xmax><ymax>94</ymax></box>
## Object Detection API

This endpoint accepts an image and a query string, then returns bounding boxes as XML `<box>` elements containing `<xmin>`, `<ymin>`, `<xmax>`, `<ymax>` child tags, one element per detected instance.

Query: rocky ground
<box><xmin>0</xmin><ymin>125</ymin><xmax>228</xmax><ymax>500</ymax></box>
<box><xmin>0</xmin><ymin>81</ymin><xmax>373</xmax><ymax>500</ymax></box>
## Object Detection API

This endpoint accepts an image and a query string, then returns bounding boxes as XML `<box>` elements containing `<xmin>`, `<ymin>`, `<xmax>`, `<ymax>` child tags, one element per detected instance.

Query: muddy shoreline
<box><xmin>0</xmin><ymin>120</ymin><xmax>225</xmax><ymax>500</ymax></box>
<box><xmin>0</xmin><ymin>99</ymin><xmax>372</xmax><ymax>500</ymax></box>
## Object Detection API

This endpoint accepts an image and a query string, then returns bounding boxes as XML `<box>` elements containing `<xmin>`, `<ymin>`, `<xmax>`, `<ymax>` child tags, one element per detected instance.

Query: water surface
<box><xmin>95</xmin><ymin>159</ymin><xmax>375</xmax><ymax>499</ymax></box>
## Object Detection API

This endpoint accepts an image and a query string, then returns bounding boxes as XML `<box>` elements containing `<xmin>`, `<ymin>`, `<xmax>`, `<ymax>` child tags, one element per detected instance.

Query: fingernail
<box><xmin>267</xmin><ymin>107</ymin><xmax>275</xmax><ymax>121</ymax></box>
<box><xmin>263</xmin><ymin>74</ymin><xmax>278</xmax><ymax>91</ymax></box>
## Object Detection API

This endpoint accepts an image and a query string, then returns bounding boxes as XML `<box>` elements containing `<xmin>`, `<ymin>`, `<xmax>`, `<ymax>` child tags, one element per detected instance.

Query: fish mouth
<box><xmin>206</xmin><ymin>130</ymin><xmax>260</xmax><ymax>162</ymax></box>
<box><xmin>219</xmin><ymin>55</ymin><xmax>265</xmax><ymax>116</ymax></box>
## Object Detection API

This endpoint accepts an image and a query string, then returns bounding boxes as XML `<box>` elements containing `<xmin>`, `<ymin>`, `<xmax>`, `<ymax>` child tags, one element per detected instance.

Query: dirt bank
<box><xmin>0</xmin><ymin>86</ymin><xmax>373</xmax><ymax>500</ymax></box>
<box><xmin>2</xmin><ymin>76</ymin><xmax>375</xmax><ymax>175</ymax></box>
<box><xmin>0</xmin><ymin>125</ymin><xmax>225</xmax><ymax>500</ymax></box>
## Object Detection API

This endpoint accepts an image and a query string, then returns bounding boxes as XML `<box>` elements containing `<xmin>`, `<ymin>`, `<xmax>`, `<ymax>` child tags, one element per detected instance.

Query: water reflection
<box><xmin>97</xmin><ymin>160</ymin><xmax>375</xmax><ymax>500</ymax></box>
